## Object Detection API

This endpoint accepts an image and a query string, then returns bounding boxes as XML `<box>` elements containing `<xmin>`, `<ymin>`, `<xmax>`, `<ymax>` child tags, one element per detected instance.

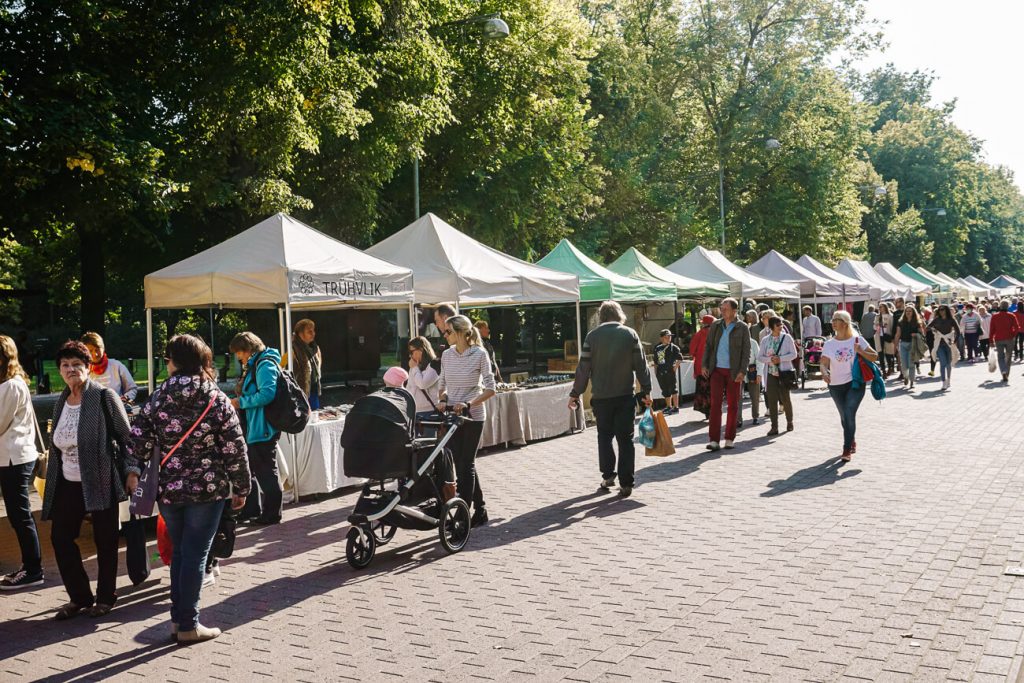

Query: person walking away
<box><xmin>960</xmin><ymin>304</ymin><xmax>981</xmax><ymax>362</ymax></box>
<box><xmin>0</xmin><ymin>336</ymin><xmax>44</xmax><ymax>590</ymax></box>
<box><xmin>989</xmin><ymin>300</ymin><xmax>1019</xmax><ymax>382</ymax></box>
<box><xmin>701</xmin><ymin>298</ymin><xmax>751</xmax><ymax>451</ymax></box>
<box><xmin>860</xmin><ymin>306</ymin><xmax>877</xmax><ymax>350</ymax></box>
<box><xmin>80</xmin><ymin>332</ymin><xmax>138</xmax><ymax>402</ymax></box>
<box><xmin>438</xmin><ymin>315</ymin><xmax>496</xmax><ymax>521</ymax></box>
<box><xmin>689</xmin><ymin>315</ymin><xmax>714</xmax><ymax>420</ymax></box>
<box><xmin>473</xmin><ymin>320</ymin><xmax>503</xmax><ymax>383</ymax></box>
<box><xmin>42</xmin><ymin>341</ymin><xmax>138</xmax><ymax>619</ymax></box>
<box><xmin>979</xmin><ymin>305</ymin><xmax>992</xmax><ymax>359</ymax></box>
<box><xmin>653</xmin><ymin>330</ymin><xmax>683</xmax><ymax>415</ymax></box>
<box><xmin>802</xmin><ymin>306</ymin><xmax>822</xmax><ymax>339</ymax></box>
<box><xmin>875</xmin><ymin>303</ymin><xmax>896</xmax><ymax>377</ymax></box>
<box><xmin>757</xmin><ymin>317</ymin><xmax>798</xmax><ymax>436</ymax></box>
<box><xmin>892</xmin><ymin>304</ymin><xmax>924</xmax><ymax>391</ymax></box>
<box><xmin>821</xmin><ymin>311</ymin><xmax>878</xmax><ymax>462</ymax></box>
<box><xmin>229</xmin><ymin>333</ymin><xmax>283</xmax><ymax>525</ymax></box>
<box><xmin>407</xmin><ymin>336</ymin><xmax>441</xmax><ymax>423</ymax></box>
<box><xmin>130</xmin><ymin>335</ymin><xmax>250</xmax><ymax>643</ymax></box>
<box><xmin>290</xmin><ymin>319</ymin><xmax>322</xmax><ymax>410</ymax></box>
<box><xmin>927</xmin><ymin>304</ymin><xmax>962</xmax><ymax>391</ymax></box>
<box><xmin>569</xmin><ymin>301</ymin><xmax>652</xmax><ymax>497</ymax></box>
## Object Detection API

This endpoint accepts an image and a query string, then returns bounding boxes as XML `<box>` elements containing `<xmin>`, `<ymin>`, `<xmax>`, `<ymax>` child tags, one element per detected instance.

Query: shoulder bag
<box><xmin>129</xmin><ymin>395</ymin><xmax>216</xmax><ymax>517</ymax></box>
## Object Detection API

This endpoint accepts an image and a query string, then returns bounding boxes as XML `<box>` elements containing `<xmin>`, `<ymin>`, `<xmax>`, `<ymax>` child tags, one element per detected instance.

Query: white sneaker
<box><xmin>723</xmin><ymin>439</ymin><xmax>735</xmax><ymax>449</ymax></box>
<box><xmin>202</xmin><ymin>572</ymin><xmax>215</xmax><ymax>589</ymax></box>
<box><xmin>705</xmin><ymin>442</ymin><xmax>720</xmax><ymax>451</ymax></box>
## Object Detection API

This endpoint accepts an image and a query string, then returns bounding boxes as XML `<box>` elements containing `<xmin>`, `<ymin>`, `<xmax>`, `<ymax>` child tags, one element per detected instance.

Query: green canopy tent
<box><xmin>607</xmin><ymin>247</ymin><xmax>729</xmax><ymax>299</ymax></box>
<box><xmin>899</xmin><ymin>263</ymin><xmax>945</xmax><ymax>291</ymax></box>
<box><xmin>537</xmin><ymin>239</ymin><xmax>678</xmax><ymax>302</ymax></box>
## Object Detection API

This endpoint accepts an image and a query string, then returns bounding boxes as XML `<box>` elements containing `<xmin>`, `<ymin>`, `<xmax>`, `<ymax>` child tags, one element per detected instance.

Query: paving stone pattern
<box><xmin>4</xmin><ymin>361</ymin><xmax>1024</xmax><ymax>681</ymax></box>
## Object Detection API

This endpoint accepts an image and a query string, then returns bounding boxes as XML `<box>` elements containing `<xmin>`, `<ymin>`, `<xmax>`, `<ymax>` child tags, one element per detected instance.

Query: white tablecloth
<box><xmin>481</xmin><ymin>383</ymin><xmax>585</xmax><ymax>448</ymax></box>
<box><xmin>649</xmin><ymin>360</ymin><xmax>696</xmax><ymax>400</ymax></box>
<box><xmin>278</xmin><ymin>416</ymin><xmax>366</xmax><ymax>497</ymax></box>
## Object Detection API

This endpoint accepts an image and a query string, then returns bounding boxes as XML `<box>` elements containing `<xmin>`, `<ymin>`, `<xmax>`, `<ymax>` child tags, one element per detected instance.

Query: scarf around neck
<box><xmin>90</xmin><ymin>353</ymin><xmax>109</xmax><ymax>376</ymax></box>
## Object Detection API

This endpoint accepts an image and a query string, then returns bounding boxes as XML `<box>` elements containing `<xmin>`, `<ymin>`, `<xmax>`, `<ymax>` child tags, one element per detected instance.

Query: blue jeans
<box><xmin>937</xmin><ymin>344</ymin><xmax>952</xmax><ymax>383</ymax></box>
<box><xmin>308</xmin><ymin>394</ymin><xmax>321</xmax><ymax>410</ymax></box>
<box><xmin>828</xmin><ymin>381</ymin><xmax>865</xmax><ymax>452</ymax></box>
<box><xmin>159</xmin><ymin>500</ymin><xmax>226</xmax><ymax>630</ymax></box>
<box><xmin>899</xmin><ymin>341</ymin><xmax>916</xmax><ymax>384</ymax></box>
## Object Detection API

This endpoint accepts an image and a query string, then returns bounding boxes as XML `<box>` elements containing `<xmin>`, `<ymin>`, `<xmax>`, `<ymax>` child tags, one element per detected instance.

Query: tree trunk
<box><xmin>77</xmin><ymin>223</ymin><xmax>106</xmax><ymax>334</ymax></box>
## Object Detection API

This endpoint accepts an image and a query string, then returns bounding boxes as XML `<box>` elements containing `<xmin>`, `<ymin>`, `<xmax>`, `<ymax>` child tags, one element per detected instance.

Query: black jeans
<box><xmin>591</xmin><ymin>395</ymin><xmax>636</xmax><ymax>488</ymax></box>
<box><xmin>241</xmin><ymin>435</ymin><xmax>283</xmax><ymax>521</ymax></box>
<box><xmin>50</xmin><ymin>479</ymin><xmax>120</xmax><ymax>607</ymax></box>
<box><xmin>0</xmin><ymin>461</ymin><xmax>42</xmax><ymax>575</ymax></box>
<box><xmin>1016</xmin><ymin>333</ymin><xmax>1024</xmax><ymax>360</ymax></box>
<box><xmin>449</xmin><ymin>419</ymin><xmax>485</xmax><ymax>510</ymax></box>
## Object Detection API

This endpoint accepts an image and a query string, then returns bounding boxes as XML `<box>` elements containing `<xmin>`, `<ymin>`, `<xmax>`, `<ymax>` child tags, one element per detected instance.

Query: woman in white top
<box><xmin>407</xmin><ymin>336</ymin><xmax>441</xmax><ymax>417</ymax></box>
<box><xmin>821</xmin><ymin>311</ymin><xmax>879</xmax><ymax>462</ymax></box>
<box><xmin>80</xmin><ymin>332</ymin><xmax>138</xmax><ymax>402</ymax></box>
<box><xmin>0</xmin><ymin>335</ymin><xmax>43</xmax><ymax>590</ymax></box>
<box><xmin>757</xmin><ymin>316</ymin><xmax>798</xmax><ymax>436</ymax></box>
<box><xmin>978</xmin><ymin>305</ymin><xmax>992</xmax><ymax>358</ymax></box>
<box><xmin>437</xmin><ymin>315</ymin><xmax>496</xmax><ymax>528</ymax></box>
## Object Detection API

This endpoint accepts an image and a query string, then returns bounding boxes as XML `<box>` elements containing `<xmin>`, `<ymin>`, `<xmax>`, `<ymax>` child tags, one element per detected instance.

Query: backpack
<box><xmin>252</xmin><ymin>352</ymin><xmax>311</xmax><ymax>434</ymax></box>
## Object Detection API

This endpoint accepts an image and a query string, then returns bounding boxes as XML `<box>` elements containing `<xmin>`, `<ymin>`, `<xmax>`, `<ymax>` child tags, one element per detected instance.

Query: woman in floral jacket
<box><xmin>130</xmin><ymin>335</ymin><xmax>250</xmax><ymax>644</ymax></box>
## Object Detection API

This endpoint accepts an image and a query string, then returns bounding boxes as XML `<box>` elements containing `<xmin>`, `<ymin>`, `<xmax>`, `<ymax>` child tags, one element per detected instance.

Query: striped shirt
<box><xmin>438</xmin><ymin>345</ymin><xmax>496</xmax><ymax>421</ymax></box>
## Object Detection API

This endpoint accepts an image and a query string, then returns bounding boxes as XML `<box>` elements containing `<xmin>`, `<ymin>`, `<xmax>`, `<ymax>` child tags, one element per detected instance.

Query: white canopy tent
<box><xmin>796</xmin><ymin>255</ymin><xmax>879</xmax><ymax>301</ymax></box>
<box><xmin>955</xmin><ymin>277</ymin><xmax>990</xmax><ymax>298</ymax></box>
<box><xmin>747</xmin><ymin>250</ymin><xmax>853</xmax><ymax>301</ymax></box>
<box><xmin>873</xmin><ymin>262</ymin><xmax>933</xmax><ymax>297</ymax></box>
<box><xmin>366</xmin><ymin>212</ymin><xmax>583</xmax><ymax>361</ymax></box>
<box><xmin>143</xmin><ymin>212</ymin><xmax>416</xmax><ymax>388</ymax></box>
<box><xmin>836</xmin><ymin>259</ymin><xmax>909</xmax><ymax>300</ymax></box>
<box><xmin>964</xmin><ymin>275</ymin><xmax>1011</xmax><ymax>298</ymax></box>
<box><xmin>665</xmin><ymin>246</ymin><xmax>800</xmax><ymax>301</ymax></box>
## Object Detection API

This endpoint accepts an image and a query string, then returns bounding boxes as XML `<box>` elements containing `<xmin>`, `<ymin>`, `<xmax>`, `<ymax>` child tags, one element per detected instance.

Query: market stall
<box><xmin>836</xmin><ymin>258</ymin><xmax>908</xmax><ymax>301</ymax></box>
<box><xmin>899</xmin><ymin>263</ymin><xmax>948</xmax><ymax>300</ymax></box>
<box><xmin>367</xmin><ymin>213</ymin><xmax>587</xmax><ymax>438</ymax></box>
<box><xmin>143</xmin><ymin>212</ymin><xmax>416</xmax><ymax>499</ymax></box>
<box><xmin>874</xmin><ymin>262</ymin><xmax>933</xmax><ymax>299</ymax></box>
<box><xmin>665</xmin><ymin>246</ymin><xmax>801</xmax><ymax>302</ymax></box>
<box><xmin>953</xmin><ymin>276</ymin><xmax>990</xmax><ymax>299</ymax></box>
<box><xmin>749</xmin><ymin>250</ymin><xmax>867</xmax><ymax>303</ymax></box>
<box><xmin>798</xmin><ymin>255</ymin><xmax>885</xmax><ymax>301</ymax></box>
<box><xmin>963</xmin><ymin>275</ymin><xmax>1010</xmax><ymax>298</ymax></box>
<box><xmin>482</xmin><ymin>379</ymin><xmax>586</xmax><ymax>449</ymax></box>
<box><xmin>990</xmin><ymin>274</ymin><xmax>1024</xmax><ymax>293</ymax></box>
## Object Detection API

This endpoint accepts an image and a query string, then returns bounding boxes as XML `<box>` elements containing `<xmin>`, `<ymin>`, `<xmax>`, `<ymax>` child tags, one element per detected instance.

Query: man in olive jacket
<box><xmin>701</xmin><ymin>297</ymin><xmax>751</xmax><ymax>450</ymax></box>
<box><xmin>569</xmin><ymin>301</ymin><xmax>652</xmax><ymax>497</ymax></box>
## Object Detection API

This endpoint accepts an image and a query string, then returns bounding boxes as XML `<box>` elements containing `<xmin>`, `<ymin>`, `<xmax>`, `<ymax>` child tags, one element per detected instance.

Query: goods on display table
<box><xmin>280</xmin><ymin>377</ymin><xmax>586</xmax><ymax>497</ymax></box>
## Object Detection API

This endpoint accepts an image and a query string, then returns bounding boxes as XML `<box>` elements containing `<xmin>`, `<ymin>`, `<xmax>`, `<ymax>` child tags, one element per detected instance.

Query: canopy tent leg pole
<box><xmin>146</xmin><ymin>308</ymin><xmax>154</xmax><ymax>394</ymax></box>
<box><xmin>673</xmin><ymin>299</ymin><xmax>681</xmax><ymax>398</ymax></box>
<box><xmin>209</xmin><ymin>307</ymin><xmax>215</xmax><ymax>357</ymax></box>
<box><xmin>278</xmin><ymin>308</ymin><xmax>285</xmax><ymax>359</ymax></box>
<box><xmin>284</xmin><ymin>302</ymin><xmax>298</xmax><ymax>504</ymax></box>
<box><xmin>575</xmin><ymin>300</ymin><xmax>582</xmax><ymax>372</ymax></box>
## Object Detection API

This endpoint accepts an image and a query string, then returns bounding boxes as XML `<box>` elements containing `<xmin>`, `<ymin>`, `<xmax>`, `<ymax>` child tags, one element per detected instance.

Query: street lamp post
<box><xmin>412</xmin><ymin>13</ymin><xmax>510</xmax><ymax>220</ymax></box>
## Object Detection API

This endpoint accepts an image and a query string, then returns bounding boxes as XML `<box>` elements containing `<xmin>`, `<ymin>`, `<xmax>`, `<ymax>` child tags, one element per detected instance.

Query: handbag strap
<box><xmin>29</xmin><ymin>401</ymin><xmax>46</xmax><ymax>455</ymax></box>
<box><xmin>159</xmin><ymin>395</ymin><xmax>216</xmax><ymax>467</ymax></box>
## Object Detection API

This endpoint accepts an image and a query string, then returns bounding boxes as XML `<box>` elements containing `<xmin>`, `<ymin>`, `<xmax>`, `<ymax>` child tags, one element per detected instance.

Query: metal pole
<box><xmin>146</xmin><ymin>308</ymin><xmax>154</xmax><ymax>393</ymax></box>
<box><xmin>284</xmin><ymin>301</ymin><xmax>298</xmax><ymax>502</ymax></box>
<box><xmin>574</xmin><ymin>300</ymin><xmax>583</xmax><ymax>366</ymax></box>
<box><xmin>278</xmin><ymin>307</ymin><xmax>285</xmax><ymax>358</ymax></box>
<box><xmin>413</xmin><ymin>155</ymin><xmax>420</xmax><ymax>219</ymax></box>
<box><xmin>284</xmin><ymin>303</ymin><xmax>294</xmax><ymax>373</ymax></box>
<box><xmin>209</xmin><ymin>307</ymin><xmax>215</xmax><ymax>357</ymax></box>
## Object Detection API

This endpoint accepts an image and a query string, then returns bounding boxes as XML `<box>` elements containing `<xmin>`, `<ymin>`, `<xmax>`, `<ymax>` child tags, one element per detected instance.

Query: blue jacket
<box><xmin>240</xmin><ymin>348</ymin><xmax>281</xmax><ymax>444</ymax></box>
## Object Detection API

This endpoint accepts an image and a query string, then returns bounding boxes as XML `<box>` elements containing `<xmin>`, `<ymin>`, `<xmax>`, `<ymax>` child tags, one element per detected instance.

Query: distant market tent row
<box><xmin>835</xmin><ymin>259</ymin><xmax>909</xmax><ymax>301</ymax></box>
<box><xmin>747</xmin><ymin>250</ymin><xmax>865</xmax><ymax>301</ymax></box>
<box><xmin>607</xmin><ymin>247</ymin><xmax>729</xmax><ymax>299</ymax></box>
<box><xmin>873</xmin><ymin>262</ymin><xmax>932</xmax><ymax>297</ymax></box>
<box><xmin>536</xmin><ymin>239</ymin><xmax>677</xmax><ymax>302</ymax></box>
<box><xmin>665</xmin><ymin>246</ymin><xmax>801</xmax><ymax>300</ymax></box>
<box><xmin>796</xmin><ymin>255</ymin><xmax>880</xmax><ymax>301</ymax></box>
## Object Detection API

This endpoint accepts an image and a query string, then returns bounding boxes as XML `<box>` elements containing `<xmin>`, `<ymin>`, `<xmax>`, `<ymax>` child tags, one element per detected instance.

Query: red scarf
<box><xmin>90</xmin><ymin>353</ymin><xmax>109</xmax><ymax>376</ymax></box>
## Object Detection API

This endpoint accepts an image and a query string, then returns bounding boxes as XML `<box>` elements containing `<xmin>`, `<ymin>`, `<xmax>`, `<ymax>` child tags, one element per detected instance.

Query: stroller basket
<box><xmin>341</xmin><ymin>388</ymin><xmax>417</xmax><ymax>479</ymax></box>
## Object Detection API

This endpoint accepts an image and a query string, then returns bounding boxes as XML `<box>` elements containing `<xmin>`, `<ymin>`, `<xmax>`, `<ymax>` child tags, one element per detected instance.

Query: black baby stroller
<box><xmin>340</xmin><ymin>387</ymin><xmax>470</xmax><ymax>569</ymax></box>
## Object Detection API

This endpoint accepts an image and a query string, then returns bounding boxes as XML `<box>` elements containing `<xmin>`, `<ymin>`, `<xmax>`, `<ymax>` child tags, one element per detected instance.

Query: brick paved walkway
<box><xmin>4</xmin><ymin>360</ymin><xmax>1024</xmax><ymax>681</ymax></box>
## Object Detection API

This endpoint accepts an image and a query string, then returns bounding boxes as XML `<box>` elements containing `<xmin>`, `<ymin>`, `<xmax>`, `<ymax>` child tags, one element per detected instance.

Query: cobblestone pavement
<box><xmin>4</xmin><ymin>360</ymin><xmax>1024</xmax><ymax>681</ymax></box>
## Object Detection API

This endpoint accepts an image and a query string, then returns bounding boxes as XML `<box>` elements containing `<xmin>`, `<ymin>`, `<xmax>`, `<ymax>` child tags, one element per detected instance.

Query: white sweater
<box><xmin>408</xmin><ymin>365</ymin><xmax>440</xmax><ymax>413</ymax></box>
<box><xmin>0</xmin><ymin>376</ymin><xmax>38</xmax><ymax>467</ymax></box>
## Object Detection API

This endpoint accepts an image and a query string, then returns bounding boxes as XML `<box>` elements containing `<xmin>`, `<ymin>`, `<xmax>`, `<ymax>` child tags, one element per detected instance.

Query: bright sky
<box><xmin>854</xmin><ymin>0</ymin><xmax>1024</xmax><ymax>189</ymax></box>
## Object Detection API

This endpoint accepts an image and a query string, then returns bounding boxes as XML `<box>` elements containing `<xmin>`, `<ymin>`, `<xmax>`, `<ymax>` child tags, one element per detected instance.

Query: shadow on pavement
<box><xmin>760</xmin><ymin>457</ymin><xmax>862</xmax><ymax>497</ymax></box>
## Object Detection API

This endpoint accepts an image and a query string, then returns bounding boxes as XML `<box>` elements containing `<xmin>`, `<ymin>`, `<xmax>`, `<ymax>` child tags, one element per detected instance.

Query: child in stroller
<box><xmin>340</xmin><ymin>387</ymin><xmax>469</xmax><ymax>569</ymax></box>
<box><xmin>800</xmin><ymin>336</ymin><xmax>826</xmax><ymax>388</ymax></box>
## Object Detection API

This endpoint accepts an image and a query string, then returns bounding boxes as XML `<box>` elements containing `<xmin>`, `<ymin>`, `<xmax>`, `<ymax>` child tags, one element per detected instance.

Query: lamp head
<box><xmin>481</xmin><ymin>16</ymin><xmax>510</xmax><ymax>40</ymax></box>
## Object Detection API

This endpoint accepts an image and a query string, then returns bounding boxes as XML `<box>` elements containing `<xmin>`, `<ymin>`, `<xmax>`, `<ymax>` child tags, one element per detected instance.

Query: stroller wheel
<box><xmin>372</xmin><ymin>522</ymin><xmax>397</xmax><ymax>546</ymax></box>
<box><xmin>345</xmin><ymin>526</ymin><xmax>376</xmax><ymax>569</ymax></box>
<box><xmin>439</xmin><ymin>498</ymin><xmax>471</xmax><ymax>554</ymax></box>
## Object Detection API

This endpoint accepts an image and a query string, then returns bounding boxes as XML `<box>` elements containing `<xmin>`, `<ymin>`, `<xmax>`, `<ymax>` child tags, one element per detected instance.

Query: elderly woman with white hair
<box><xmin>821</xmin><ymin>310</ymin><xmax>878</xmax><ymax>462</ymax></box>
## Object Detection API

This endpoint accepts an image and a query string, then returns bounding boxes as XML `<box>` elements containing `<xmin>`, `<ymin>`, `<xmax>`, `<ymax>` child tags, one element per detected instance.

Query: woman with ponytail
<box><xmin>436</xmin><ymin>315</ymin><xmax>496</xmax><ymax>528</ymax></box>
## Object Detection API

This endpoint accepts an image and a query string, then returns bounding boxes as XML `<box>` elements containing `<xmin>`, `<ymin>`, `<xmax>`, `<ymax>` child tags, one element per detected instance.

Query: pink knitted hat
<box><xmin>383</xmin><ymin>366</ymin><xmax>409</xmax><ymax>388</ymax></box>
